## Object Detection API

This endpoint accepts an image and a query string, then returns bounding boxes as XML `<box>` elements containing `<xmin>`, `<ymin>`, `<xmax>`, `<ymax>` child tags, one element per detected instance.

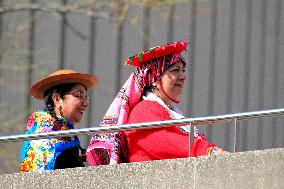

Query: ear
<box><xmin>151</xmin><ymin>82</ymin><xmax>160</xmax><ymax>93</ymax></box>
<box><xmin>52</xmin><ymin>93</ymin><xmax>61</xmax><ymax>108</ymax></box>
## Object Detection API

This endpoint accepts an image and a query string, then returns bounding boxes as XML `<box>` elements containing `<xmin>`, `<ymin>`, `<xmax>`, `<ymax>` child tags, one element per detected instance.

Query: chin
<box><xmin>74</xmin><ymin>117</ymin><xmax>82</xmax><ymax>124</ymax></box>
<box><xmin>173</xmin><ymin>93</ymin><xmax>182</xmax><ymax>100</ymax></box>
<box><xmin>175</xmin><ymin>98</ymin><xmax>181</xmax><ymax>103</ymax></box>
<box><xmin>174</xmin><ymin>89</ymin><xmax>183</xmax><ymax>96</ymax></box>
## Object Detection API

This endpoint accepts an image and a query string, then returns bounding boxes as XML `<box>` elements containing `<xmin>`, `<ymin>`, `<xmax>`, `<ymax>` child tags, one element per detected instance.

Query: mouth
<box><xmin>175</xmin><ymin>83</ymin><xmax>184</xmax><ymax>88</ymax></box>
<box><xmin>77</xmin><ymin>109</ymin><xmax>85</xmax><ymax>114</ymax></box>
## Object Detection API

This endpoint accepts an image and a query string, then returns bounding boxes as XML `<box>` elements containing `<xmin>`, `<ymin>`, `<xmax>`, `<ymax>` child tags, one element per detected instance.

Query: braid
<box><xmin>45</xmin><ymin>104</ymin><xmax>64</xmax><ymax>130</ymax></box>
<box><xmin>45</xmin><ymin>102</ymin><xmax>72</xmax><ymax>142</ymax></box>
<box><xmin>43</xmin><ymin>83</ymin><xmax>87</xmax><ymax>160</ymax></box>
<box><xmin>44</xmin><ymin>85</ymin><xmax>73</xmax><ymax>131</ymax></box>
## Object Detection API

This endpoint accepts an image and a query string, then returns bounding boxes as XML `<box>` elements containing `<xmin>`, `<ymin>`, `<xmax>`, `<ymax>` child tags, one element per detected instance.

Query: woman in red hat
<box><xmin>20</xmin><ymin>70</ymin><xmax>97</xmax><ymax>172</ymax></box>
<box><xmin>87</xmin><ymin>41</ymin><xmax>225</xmax><ymax>165</ymax></box>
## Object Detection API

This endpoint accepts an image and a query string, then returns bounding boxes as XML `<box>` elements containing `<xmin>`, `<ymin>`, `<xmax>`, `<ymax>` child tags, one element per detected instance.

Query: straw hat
<box><xmin>125</xmin><ymin>41</ymin><xmax>187</xmax><ymax>67</ymax></box>
<box><xmin>31</xmin><ymin>69</ymin><xmax>97</xmax><ymax>99</ymax></box>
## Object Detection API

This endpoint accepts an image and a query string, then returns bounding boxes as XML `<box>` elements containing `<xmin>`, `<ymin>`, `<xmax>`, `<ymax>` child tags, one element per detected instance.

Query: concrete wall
<box><xmin>1</xmin><ymin>148</ymin><xmax>283</xmax><ymax>189</ymax></box>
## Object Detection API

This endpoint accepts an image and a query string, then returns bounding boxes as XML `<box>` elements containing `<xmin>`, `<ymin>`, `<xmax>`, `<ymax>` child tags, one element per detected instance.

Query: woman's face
<box><xmin>157</xmin><ymin>61</ymin><xmax>186</xmax><ymax>105</ymax></box>
<box><xmin>57</xmin><ymin>84</ymin><xmax>89</xmax><ymax>125</ymax></box>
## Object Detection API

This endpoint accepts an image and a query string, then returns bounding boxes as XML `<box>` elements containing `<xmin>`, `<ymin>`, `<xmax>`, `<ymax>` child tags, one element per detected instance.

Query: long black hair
<box><xmin>43</xmin><ymin>83</ymin><xmax>77</xmax><ymax>126</ymax></box>
<box><xmin>43</xmin><ymin>83</ymin><xmax>87</xmax><ymax>159</ymax></box>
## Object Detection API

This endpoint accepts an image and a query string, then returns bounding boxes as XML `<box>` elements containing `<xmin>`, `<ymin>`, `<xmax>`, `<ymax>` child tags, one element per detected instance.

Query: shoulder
<box><xmin>131</xmin><ymin>100</ymin><xmax>169</xmax><ymax>114</ymax></box>
<box><xmin>26</xmin><ymin>110</ymin><xmax>55</xmax><ymax>132</ymax></box>
<box><xmin>128</xmin><ymin>100</ymin><xmax>171</xmax><ymax>123</ymax></box>
<box><xmin>27</xmin><ymin>110</ymin><xmax>53</xmax><ymax>122</ymax></box>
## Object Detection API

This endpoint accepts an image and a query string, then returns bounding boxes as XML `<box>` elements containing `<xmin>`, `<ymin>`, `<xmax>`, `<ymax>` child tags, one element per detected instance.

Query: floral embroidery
<box><xmin>26</xmin><ymin>112</ymin><xmax>35</xmax><ymax>130</ymax></box>
<box><xmin>206</xmin><ymin>146</ymin><xmax>224</xmax><ymax>155</ymax></box>
<box><xmin>20</xmin><ymin>110</ymin><xmax>80</xmax><ymax>172</ymax></box>
<box><xmin>101</xmin><ymin>116</ymin><xmax>119</xmax><ymax>126</ymax></box>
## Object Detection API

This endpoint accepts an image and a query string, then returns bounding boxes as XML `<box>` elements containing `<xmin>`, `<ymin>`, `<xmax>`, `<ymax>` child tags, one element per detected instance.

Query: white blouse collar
<box><xmin>143</xmin><ymin>91</ymin><xmax>185</xmax><ymax>119</ymax></box>
<box><xmin>143</xmin><ymin>91</ymin><xmax>193</xmax><ymax>134</ymax></box>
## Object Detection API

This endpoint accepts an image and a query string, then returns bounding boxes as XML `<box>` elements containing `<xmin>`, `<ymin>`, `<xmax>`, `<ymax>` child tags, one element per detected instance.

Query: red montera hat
<box><xmin>125</xmin><ymin>41</ymin><xmax>187</xmax><ymax>67</ymax></box>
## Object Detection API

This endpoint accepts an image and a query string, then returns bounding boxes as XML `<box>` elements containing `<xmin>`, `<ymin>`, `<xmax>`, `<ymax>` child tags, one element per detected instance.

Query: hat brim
<box><xmin>125</xmin><ymin>41</ymin><xmax>187</xmax><ymax>67</ymax></box>
<box><xmin>31</xmin><ymin>73</ymin><xmax>97</xmax><ymax>99</ymax></box>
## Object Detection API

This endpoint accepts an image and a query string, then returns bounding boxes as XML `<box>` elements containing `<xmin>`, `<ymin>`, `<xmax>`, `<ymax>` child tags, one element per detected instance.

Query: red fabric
<box><xmin>125</xmin><ymin>41</ymin><xmax>187</xmax><ymax>66</ymax></box>
<box><xmin>191</xmin><ymin>133</ymin><xmax>215</xmax><ymax>156</ymax></box>
<box><xmin>124</xmin><ymin>100</ymin><xmax>215</xmax><ymax>162</ymax></box>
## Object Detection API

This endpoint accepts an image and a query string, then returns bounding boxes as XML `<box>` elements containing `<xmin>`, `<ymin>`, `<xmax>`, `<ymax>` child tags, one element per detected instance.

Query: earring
<box><xmin>151</xmin><ymin>82</ymin><xmax>158</xmax><ymax>92</ymax></box>
<box><xmin>58</xmin><ymin>105</ymin><xmax>64</xmax><ymax>117</ymax></box>
<box><xmin>151</xmin><ymin>86</ymin><xmax>158</xmax><ymax>92</ymax></box>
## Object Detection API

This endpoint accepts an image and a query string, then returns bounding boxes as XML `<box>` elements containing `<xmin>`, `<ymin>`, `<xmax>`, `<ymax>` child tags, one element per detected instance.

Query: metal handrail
<box><xmin>0</xmin><ymin>108</ymin><xmax>284</xmax><ymax>143</ymax></box>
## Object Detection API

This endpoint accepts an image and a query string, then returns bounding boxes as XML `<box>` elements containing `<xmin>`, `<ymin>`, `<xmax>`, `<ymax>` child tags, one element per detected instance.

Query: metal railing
<box><xmin>0</xmin><ymin>108</ymin><xmax>284</xmax><ymax>152</ymax></box>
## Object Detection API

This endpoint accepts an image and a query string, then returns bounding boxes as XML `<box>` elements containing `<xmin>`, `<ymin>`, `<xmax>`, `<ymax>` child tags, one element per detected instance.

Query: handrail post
<box><xmin>188</xmin><ymin>123</ymin><xmax>191</xmax><ymax>157</ymax></box>
<box><xmin>188</xmin><ymin>124</ymin><xmax>198</xmax><ymax>157</ymax></box>
<box><xmin>233</xmin><ymin>118</ymin><xmax>240</xmax><ymax>153</ymax></box>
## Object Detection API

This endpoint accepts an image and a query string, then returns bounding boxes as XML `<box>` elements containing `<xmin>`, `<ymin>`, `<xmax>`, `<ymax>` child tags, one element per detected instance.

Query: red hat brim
<box><xmin>125</xmin><ymin>41</ymin><xmax>187</xmax><ymax>66</ymax></box>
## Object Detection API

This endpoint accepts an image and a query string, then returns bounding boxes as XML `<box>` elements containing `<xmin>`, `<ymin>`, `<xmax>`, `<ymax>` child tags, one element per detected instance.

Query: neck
<box><xmin>54</xmin><ymin>108</ymin><xmax>62</xmax><ymax>118</ymax></box>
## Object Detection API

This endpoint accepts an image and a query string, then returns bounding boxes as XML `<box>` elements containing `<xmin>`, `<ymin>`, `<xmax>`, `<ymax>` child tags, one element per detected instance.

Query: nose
<box><xmin>180</xmin><ymin>70</ymin><xmax>186</xmax><ymax>81</ymax></box>
<box><xmin>82</xmin><ymin>98</ymin><xmax>89</xmax><ymax>107</ymax></box>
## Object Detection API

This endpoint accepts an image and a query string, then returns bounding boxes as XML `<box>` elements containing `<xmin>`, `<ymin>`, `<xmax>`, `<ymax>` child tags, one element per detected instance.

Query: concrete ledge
<box><xmin>1</xmin><ymin>148</ymin><xmax>283</xmax><ymax>189</ymax></box>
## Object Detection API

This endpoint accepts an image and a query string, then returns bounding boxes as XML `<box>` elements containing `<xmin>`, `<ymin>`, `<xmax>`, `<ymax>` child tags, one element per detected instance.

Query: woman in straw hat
<box><xmin>20</xmin><ymin>69</ymin><xmax>97</xmax><ymax>172</ymax></box>
<box><xmin>87</xmin><ymin>41</ymin><xmax>225</xmax><ymax>165</ymax></box>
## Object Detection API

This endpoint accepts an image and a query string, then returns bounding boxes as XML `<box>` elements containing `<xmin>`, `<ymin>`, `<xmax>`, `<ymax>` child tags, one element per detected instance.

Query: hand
<box><xmin>218</xmin><ymin>150</ymin><xmax>230</xmax><ymax>155</ymax></box>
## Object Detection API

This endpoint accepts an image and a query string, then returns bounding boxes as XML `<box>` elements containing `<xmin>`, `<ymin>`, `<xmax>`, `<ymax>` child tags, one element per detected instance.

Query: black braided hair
<box><xmin>44</xmin><ymin>83</ymin><xmax>78</xmax><ymax>129</ymax></box>
<box><xmin>43</xmin><ymin>83</ymin><xmax>86</xmax><ymax>158</ymax></box>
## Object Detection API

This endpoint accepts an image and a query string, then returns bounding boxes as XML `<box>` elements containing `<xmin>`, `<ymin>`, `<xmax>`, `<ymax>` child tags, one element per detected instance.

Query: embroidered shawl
<box><xmin>87</xmin><ymin>53</ymin><xmax>183</xmax><ymax>165</ymax></box>
<box><xmin>20</xmin><ymin>110</ymin><xmax>80</xmax><ymax>172</ymax></box>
